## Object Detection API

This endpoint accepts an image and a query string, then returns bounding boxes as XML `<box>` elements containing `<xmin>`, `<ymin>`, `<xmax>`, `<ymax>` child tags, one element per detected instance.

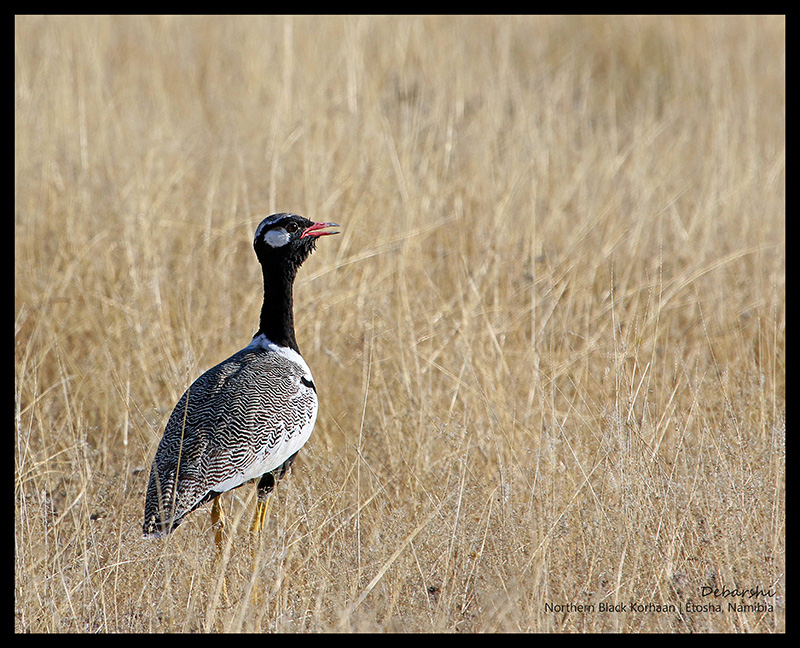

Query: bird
<box><xmin>142</xmin><ymin>213</ymin><xmax>339</xmax><ymax>545</ymax></box>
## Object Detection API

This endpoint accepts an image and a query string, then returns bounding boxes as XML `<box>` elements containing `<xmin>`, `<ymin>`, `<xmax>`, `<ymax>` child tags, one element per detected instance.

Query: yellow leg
<box><xmin>211</xmin><ymin>497</ymin><xmax>226</xmax><ymax>553</ymax></box>
<box><xmin>249</xmin><ymin>494</ymin><xmax>271</xmax><ymax>605</ymax></box>
<box><xmin>250</xmin><ymin>497</ymin><xmax>270</xmax><ymax>536</ymax></box>
<box><xmin>210</xmin><ymin>497</ymin><xmax>229</xmax><ymax>604</ymax></box>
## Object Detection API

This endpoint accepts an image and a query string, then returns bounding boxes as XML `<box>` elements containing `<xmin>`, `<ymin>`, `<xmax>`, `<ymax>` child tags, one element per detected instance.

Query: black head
<box><xmin>253</xmin><ymin>213</ymin><xmax>339</xmax><ymax>267</ymax></box>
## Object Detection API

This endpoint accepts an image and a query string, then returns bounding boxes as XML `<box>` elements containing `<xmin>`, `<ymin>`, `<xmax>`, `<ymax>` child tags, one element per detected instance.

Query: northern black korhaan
<box><xmin>143</xmin><ymin>213</ymin><xmax>339</xmax><ymax>542</ymax></box>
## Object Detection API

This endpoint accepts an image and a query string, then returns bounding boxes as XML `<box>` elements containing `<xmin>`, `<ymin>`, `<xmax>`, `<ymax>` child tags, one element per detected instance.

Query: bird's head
<box><xmin>253</xmin><ymin>213</ymin><xmax>339</xmax><ymax>267</ymax></box>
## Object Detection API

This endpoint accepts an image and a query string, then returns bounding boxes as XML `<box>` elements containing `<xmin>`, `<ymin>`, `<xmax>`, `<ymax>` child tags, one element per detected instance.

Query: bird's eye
<box><xmin>285</xmin><ymin>222</ymin><xmax>299</xmax><ymax>233</ymax></box>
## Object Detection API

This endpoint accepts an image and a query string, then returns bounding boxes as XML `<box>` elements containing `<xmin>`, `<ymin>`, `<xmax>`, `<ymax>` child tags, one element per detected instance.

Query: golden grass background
<box><xmin>15</xmin><ymin>16</ymin><xmax>784</xmax><ymax>632</ymax></box>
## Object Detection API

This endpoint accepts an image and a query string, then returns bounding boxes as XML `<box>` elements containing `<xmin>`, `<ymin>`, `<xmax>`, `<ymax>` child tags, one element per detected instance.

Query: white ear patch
<box><xmin>263</xmin><ymin>227</ymin><xmax>290</xmax><ymax>248</ymax></box>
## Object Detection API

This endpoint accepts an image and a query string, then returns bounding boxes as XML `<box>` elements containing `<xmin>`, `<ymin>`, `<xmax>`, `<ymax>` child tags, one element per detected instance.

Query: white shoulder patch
<box><xmin>246</xmin><ymin>333</ymin><xmax>315</xmax><ymax>381</ymax></box>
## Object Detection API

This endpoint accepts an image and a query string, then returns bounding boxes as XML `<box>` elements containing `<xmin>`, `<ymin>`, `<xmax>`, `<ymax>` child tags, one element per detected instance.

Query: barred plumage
<box><xmin>142</xmin><ymin>213</ymin><xmax>338</xmax><ymax>539</ymax></box>
<box><xmin>143</xmin><ymin>341</ymin><xmax>318</xmax><ymax>536</ymax></box>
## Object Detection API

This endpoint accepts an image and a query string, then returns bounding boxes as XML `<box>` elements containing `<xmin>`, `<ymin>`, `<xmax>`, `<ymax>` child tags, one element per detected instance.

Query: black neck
<box><xmin>255</xmin><ymin>258</ymin><xmax>300</xmax><ymax>353</ymax></box>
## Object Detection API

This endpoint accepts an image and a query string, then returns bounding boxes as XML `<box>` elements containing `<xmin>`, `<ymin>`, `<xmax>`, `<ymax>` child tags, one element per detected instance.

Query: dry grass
<box><xmin>15</xmin><ymin>15</ymin><xmax>784</xmax><ymax>632</ymax></box>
